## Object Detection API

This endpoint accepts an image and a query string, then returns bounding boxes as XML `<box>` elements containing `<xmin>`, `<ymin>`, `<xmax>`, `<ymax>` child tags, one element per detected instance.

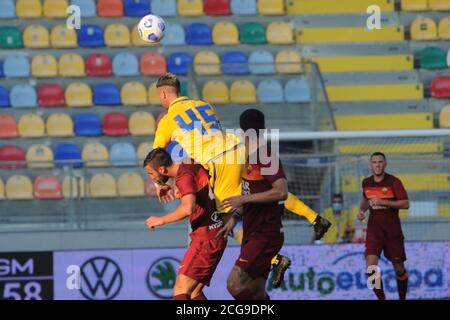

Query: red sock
<box><xmin>232</xmin><ymin>288</ymin><xmax>255</xmax><ymax>300</ymax></box>
<box><xmin>174</xmin><ymin>294</ymin><xmax>191</xmax><ymax>300</ymax></box>
<box><xmin>396</xmin><ymin>272</ymin><xmax>408</xmax><ymax>300</ymax></box>
<box><xmin>192</xmin><ymin>292</ymin><xmax>208</xmax><ymax>300</ymax></box>
<box><xmin>373</xmin><ymin>278</ymin><xmax>386</xmax><ymax>300</ymax></box>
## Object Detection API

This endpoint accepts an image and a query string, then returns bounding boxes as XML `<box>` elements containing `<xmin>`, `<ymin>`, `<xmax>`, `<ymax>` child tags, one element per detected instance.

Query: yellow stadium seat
<box><xmin>148</xmin><ymin>82</ymin><xmax>160</xmax><ymax>105</ymax></box>
<box><xmin>65</xmin><ymin>83</ymin><xmax>92</xmax><ymax>107</ymax></box>
<box><xmin>104</xmin><ymin>24</ymin><xmax>131</xmax><ymax>47</ymax></box>
<box><xmin>439</xmin><ymin>105</ymin><xmax>450</xmax><ymax>128</ymax></box>
<box><xmin>338</xmin><ymin>142</ymin><xmax>444</xmax><ymax>155</ymax></box>
<box><xmin>267</xmin><ymin>22</ymin><xmax>294</xmax><ymax>44</ymax></box>
<box><xmin>6</xmin><ymin>176</ymin><xmax>33</xmax><ymax>200</ymax></box>
<box><xmin>257</xmin><ymin>0</ymin><xmax>285</xmax><ymax>15</ymax></box>
<box><xmin>31</xmin><ymin>54</ymin><xmax>58</xmax><ymax>78</ymax></box>
<box><xmin>129</xmin><ymin>111</ymin><xmax>155</xmax><ymax>136</ymax></box>
<box><xmin>438</xmin><ymin>17</ymin><xmax>450</xmax><ymax>40</ymax></box>
<box><xmin>121</xmin><ymin>82</ymin><xmax>147</xmax><ymax>106</ymax></box>
<box><xmin>287</xmin><ymin>0</ymin><xmax>394</xmax><ymax>14</ymax></box>
<box><xmin>16</xmin><ymin>0</ymin><xmax>42</xmax><ymax>18</ymax></box>
<box><xmin>335</xmin><ymin>113</ymin><xmax>434</xmax><ymax>130</ymax></box>
<box><xmin>275</xmin><ymin>50</ymin><xmax>303</xmax><ymax>74</ymax></box>
<box><xmin>438</xmin><ymin>204</ymin><xmax>450</xmax><ymax>217</ymax></box>
<box><xmin>46</xmin><ymin>113</ymin><xmax>74</xmax><ymax>137</ymax></box>
<box><xmin>43</xmin><ymin>0</ymin><xmax>68</xmax><ymax>18</ymax></box>
<box><xmin>230</xmin><ymin>80</ymin><xmax>257</xmax><ymax>104</ymax></box>
<box><xmin>50</xmin><ymin>24</ymin><xmax>78</xmax><ymax>48</ymax></box>
<box><xmin>401</xmin><ymin>0</ymin><xmax>428</xmax><ymax>11</ymax></box>
<box><xmin>62</xmin><ymin>175</ymin><xmax>86</xmax><ymax>199</ymax></box>
<box><xmin>117</xmin><ymin>173</ymin><xmax>145</xmax><ymax>197</ymax></box>
<box><xmin>18</xmin><ymin>114</ymin><xmax>45</xmax><ymax>138</ymax></box>
<box><xmin>429</xmin><ymin>0</ymin><xmax>450</xmax><ymax>10</ymax></box>
<box><xmin>178</xmin><ymin>0</ymin><xmax>203</xmax><ymax>16</ymax></box>
<box><xmin>194</xmin><ymin>51</ymin><xmax>221</xmax><ymax>75</ymax></box>
<box><xmin>0</xmin><ymin>178</ymin><xmax>4</xmax><ymax>200</ymax></box>
<box><xmin>137</xmin><ymin>142</ymin><xmax>153</xmax><ymax>162</ymax></box>
<box><xmin>202</xmin><ymin>81</ymin><xmax>230</xmax><ymax>104</ymax></box>
<box><xmin>90</xmin><ymin>173</ymin><xmax>117</xmax><ymax>198</ymax></box>
<box><xmin>411</xmin><ymin>17</ymin><xmax>438</xmax><ymax>40</ymax></box>
<box><xmin>131</xmin><ymin>24</ymin><xmax>154</xmax><ymax>47</ymax></box>
<box><xmin>296</xmin><ymin>26</ymin><xmax>404</xmax><ymax>43</ymax></box>
<box><xmin>82</xmin><ymin>143</ymin><xmax>110</xmax><ymax>167</ymax></box>
<box><xmin>26</xmin><ymin>144</ymin><xmax>54</xmax><ymax>169</ymax></box>
<box><xmin>23</xmin><ymin>25</ymin><xmax>50</xmax><ymax>48</ymax></box>
<box><xmin>59</xmin><ymin>54</ymin><xmax>85</xmax><ymax>77</ymax></box>
<box><xmin>398</xmin><ymin>173</ymin><xmax>450</xmax><ymax>191</ymax></box>
<box><xmin>326</xmin><ymin>83</ymin><xmax>424</xmax><ymax>102</ymax></box>
<box><xmin>212</xmin><ymin>22</ymin><xmax>239</xmax><ymax>45</ymax></box>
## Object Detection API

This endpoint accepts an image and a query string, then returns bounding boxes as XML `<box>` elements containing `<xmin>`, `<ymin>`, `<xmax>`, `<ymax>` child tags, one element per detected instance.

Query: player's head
<box><xmin>143</xmin><ymin>147</ymin><xmax>174</xmax><ymax>180</ymax></box>
<box><xmin>370</xmin><ymin>152</ymin><xmax>387</xmax><ymax>177</ymax></box>
<box><xmin>239</xmin><ymin>108</ymin><xmax>266</xmax><ymax>134</ymax></box>
<box><xmin>156</xmin><ymin>73</ymin><xmax>180</xmax><ymax>109</ymax></box>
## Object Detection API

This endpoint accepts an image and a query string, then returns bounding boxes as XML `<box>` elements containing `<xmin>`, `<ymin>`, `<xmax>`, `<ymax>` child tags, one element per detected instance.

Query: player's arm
<box><xmin>370</xmin><ymin>198</ymin><xmax>409</xmax><ymax>209</ymax></box>
<box><xmin>358</xmin><ymin>191</ymin><xmax>370</xmax><ymax>221</ymax></box>
<box><xmin>146</xmin><ymin>193</ymin><xmax>195</xmax><ymax>229</ymax></box>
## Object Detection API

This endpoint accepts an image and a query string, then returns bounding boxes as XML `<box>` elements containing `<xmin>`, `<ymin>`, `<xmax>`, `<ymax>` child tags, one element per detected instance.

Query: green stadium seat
<box><xmin>239</xmin><ymin>22</ymin><xmax>266</xmax><ymax>44</ymax></box>
<box><xmin>420</xmin><ymin>47</ymin><xmax>447</xmax><ymax>69</ymax></box>
<box><xmin>0</xmin><ymin>27</ymin><xmax>23</xmax><ymax>49</ymax></box>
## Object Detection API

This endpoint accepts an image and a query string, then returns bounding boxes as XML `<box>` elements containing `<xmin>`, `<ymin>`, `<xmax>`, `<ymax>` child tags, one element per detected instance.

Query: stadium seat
<box><xmin>275</xmin><ymin>50</ymin><xmax>302</xmax><ymax>74</ymax></box>
<box><xmin>90</xmin><ymin>173</ymin><xmax>117</xmax><ymax>198</ymax></box>
<box><xmin>43</xmin><ymin>0</ymin><xmax>68</xmax><ymax>18</ymax></box>
<box><xmin>230</xmin><ymin>80</ymin><xmax>257</xmax><ymax>104</ymax></box>
<box><xmin>103</xmin><ymin>112</ymin><xmax>129</xmax><ymax>136</ymax></box>
<box><xmin>97</xmin><ymin>0</ymin><xmax>123</xmax><ymax>16</ymax></box>
<box><xmin>16</xmin><ymin>0</ymin><xmax>42</xmax><ymax>18</ymax></box>
<box><xmin>113</xmin><ymin>53</ymin><xmax>139</xmax><ymax>76</ymax></box>
<box><xmin>65</xmin><ymin>82</ymin><xmax>92</xmax><ymax>107</ymax></box>
<box><xmin>23</xmin><ymin>25</ymin><xmax>50</xmax><ymax>48</ymax></box>
<box><xmin>31</xmin><ymin>54</ymin><xmax>58</xmax><ymax>78</ymax></box>
<box><xmin>186</xmin><ymin>23</ymin><xmax>213</xmax><ymax>45</ymax></box>
<box><xmin>54</xmin><ymin>143</ymin><xmax>82</xmax><ymax>168</ymax></box>
<box><xmin>257</xmin><ymin>79</ymin><xmax>284</xmax><ymax>103</ymax></box>
<box><xmin>221</xmin><ymin>51</ymin><xmax>248</xmax><ymax>75</ymax></box>
<box><xmin>140</xmin><ymin>52</ymin><xmax>166</xmax><ymax>76</ymax></box>
<box><xmin>46</xmin><ymin>113</ymin><xmax>74</xmax><ymax>137</ymax></box>
<box><xmin>202</xmin><ymin>80</ymin><xmax>230</xmax><ymax>104</ymax></box>
<box><xmin>62</xmin><ymin>175</ymin><xmax>86</xmax><ymax>198</ymax></box>
<box><xmin>137</xmin><ymin>142</ymin><xmax>153</xmax><ymax>162</ymax></box>
<box><xmin>0</xmin><ymin>0</ymin><xmax>15</xmax><ymax>18</ymax></box>
<box><xmin>86</xmin><ymin>53</ymin><xmax>112</xmax><ymax>77</ymax></box>
<box><xmin>327</xmin><ymin>83</ymin><xmax>424</xmax><ymax>102</ymax></box>
<box><xmin>82</xmin><ymin>143</ymin><xmax>109</xmax><ymax>167</ymax></box>
<box><xmin>59</xmin><ymin>53</ymin><xmax>85</xmax><ymax>77</ymax></box>
<box><xmin>284</xmin><ymin>78</ymin><xmax>311</xmax><ymax>103</ymax></box>
<box><xmin>438</xmin><ymin>17</ymin><xmax>450</xmax><ymax>40</ymax></box>
<box><xmin>0</xmin><ymin>145</ymin><xmax>26</xmax><ymax>169</ymax></box>
<box><xmin>152</xmin><ymin>0</ymin><xmax>177</xmax><ymax>16</ymax></box>
<box><xmin>336</xmin><ymin>113</ymin><xmax>433</xmax><ymax>130</ymax></box>
<box><xmin>71</xmin><ymin>0</ymin><xmax>96</xmax><ymax>17</ymax></box>
<box><xmin>194</xmin><ymin>51</ymin><xmax>221</xmax><ymax>75</ymax></box>
<box><xmin>124</xmin><ymin>0</ymin><xmax>150</xmax><ymax>16</ymax></box>
<box><xmin>145</xmin><ymin>177</ymin><xmax>157</xmax><ymax>197</ymax></box>
<box><xmin>78</xmin><ymin>24</ymin><xmax>104</xmax><ymax>47</ymax></box>
<box><xmin>439</xmin><ymin>105</ymin><xmax>450</xmax><ymax>128</ymax></box>
<box><xmin>248</xmin><ymin>50</ymin><xmax>275</xmax><ymax>74</ymax></box>
<box><xmin>118</xmin><ymin>173</ymin><xmax>145</xmax><ymax>197</ymax></box>
<box><xmin>167</xmin><ymin>52</ymin><xmax>193</xmax><ymax>75</ymax></box>
<box><xmin>212</xmin><ymin>22</ymin><xmax>239</xmax><ymax>45</ymax></box>
<box><xmin>26</xmin><ymin>144</ymin><xmax>54</xmax><ymax>169</ymax></box>
<box><xmin>93</xmin><ymin>83</ymin><xmax>121</xmax><ymax>105</ymax></box>
<box><xmin>18</xmin><ymin>114</ymin><xmax>45</xmax><ymax>138</ymax></box>
<box><xmin>50</xmin><ymin>24</ymin><xmax>78</xmax><ymax>48</ymax></box>
<box><xmin>257</xmin><ymin>0</ymin><xmax>284</xmax><ymax>15</ymax></box>
<box><xmin>297</xmin><ymin>26</ymin><xmax>404</xmax><ymax>43</ymax></box>
<box><xmin>109</xmin><ymin>142</ymin><xmax>136</xmax><ymax>166</ymax></box>
<box><xmin>0</xmin><ymin>115</ymin><xmax>18</xmax><ymax>138</ymax></box>
<box><xmin>0</xmin><ymin>27</ymin><xmax>23</xmax><ymax>49</ymax></box>
<box><xmin>104</xmin><ymin>24</ymin><xmax>131</xmax><ymax>47</ymax></box>
<box><xmin>429</xmin><ymin>0</ymin><xmax>450</xmax><ymax>10</ymax></box>
<box><xmin>10</xmin><ymin>85</ymin><xmax>37</xmax><ymax>108</ymax></box>
<box><xmin>38</xmin><ymin>84</ymin><xmax>65</xmax><ymax>107</ymax></box>
<box><xmin>160</xmin><ymin>23</ymin><xmax>186</xmax><ymax>46</ymax></box>
<box><xmin>180</xmin><ymin>81</ymin><xmax>188</xmax><ymax>96</ymax></box>
<box><xmin>121</xmin><ymin>81</ymin><xmax>147</xmax><ymax>105</ymax></box>
<box><xmin>0</xmin><ymin>178</ymin><xmax>4</xmax><ymax>200</ymax></box>
<box><xmin>204</xmin><ymin>0</ymin><xmax>230</xmax><ymax>15</ymax></box>
<box><xmin>129</xmin><ymin>111</ymin><xmax>155</xmax><ymax>136</ymax></box>
<box><xmin>4</xmin><ymin>55</ymin><xmax>30</xmax><ymax>78</ymax></box>
<box><xmin>266</xmin><ymin>22</ymin><xmax>294</xmax><ymax>44</ymax></box>
<box><xmin>148</xmin><ymin>82</ymin><xmax>160</xmax><ymax>104</ymax></box>
<box><xmin>420</xmin><ymin>47</ymin><xmax>447</xmax><ymax>69</ymax></box>
<box><xmin>74</xmin><ymin>113</ymin><xmax>101</xmax><ymax>136</ymax></box>
<box><xmin>401</xmin><ymin>0</ymin><xmax>428</xmax><ymax>11</ymax></box>
<box><xmin>6</xmin><ymin>176</ymin><xmax>33</xmax><ymax>200</ymax></box>
<box><xmin>231</xmin><ymin>0</ymin><xmax>257</xmax><ymax>15</ymax></box>
<box><xmin>240</xmin><ymin>22</ymin><xmax>266</xmax><ymax>44</ymax></box>
<box><xmin>431</xmin><ymin>76</ymin><xmax>450</xmax><ymax>98</ymax></box>
<box><xmin>178</xmin><ymin>0</ymin><xmax>203</xmax><ymax>16</ymax></box>
<box><xmin>0</xmin><ymin>86</ymin><xmax>9</xmax><ymax>108</ymax></box>
<box><xmin>411</xmin><ymin>17</ymin><xmax>438</xmax><ymax>41</ymax></box>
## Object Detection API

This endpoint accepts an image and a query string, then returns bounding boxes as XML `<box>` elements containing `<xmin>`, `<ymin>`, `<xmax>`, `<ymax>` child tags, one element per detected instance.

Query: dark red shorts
<box><xmin>365</xmin><ymin>219</ymin><xmax>406</xmax><ymax>263</ymax></box>
<box><xmin>235</xmin><ymin>235</ymin><xmax>284</xmax><ymax>280</ymax></box>
<box><xmin>178</xmin><ymin>236</ymin><xmax>227</xmax><ymax>286</ymax></box>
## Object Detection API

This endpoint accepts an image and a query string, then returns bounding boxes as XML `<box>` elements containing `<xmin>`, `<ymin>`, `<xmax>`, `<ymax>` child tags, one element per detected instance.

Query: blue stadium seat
<box><xmin>71</xmin><ymin>0</ymin><xmax>97</xmax><ymax>17</ymax></box>
<box><xmin>74</xmin><ymin>113</ymin><xmax>101</xmax><ymax>136</ymax></box>
<box><xmin>4</xmin><ymin>55</ymin><xmax>30</xmax><ymax>78</ymax></box>
<box><xmin>186</xmin><ymin>23</ymin><xmax>213</xmax><ymax>45</ymax></box>
<box><xmin>151</xmin><ymin>0</ymin><xmax>177</xmax><ymax>16</ymax></box>
<box><xmin>0</xmin><ymin>61</ymin><xmax>3</xmax><ymax>78</ymax></box>
<box><xmin>160</xmin><ymin>23</ymin><xmax>185</xmax><ymax>46</ymax></box>
<box><xmin>54</xmin><ymin>143</ymin><xmax>82</xmax><ymax>168</ymax></box>
<box><xmin>112</xmin><ymin>53</ymin><xmax>139</xmax><ymax>76</ymax></box>
<box><xmin>0</xmin><ymin>0</ymin><xmax>15</xmax><ymax>18</ymax></box>
<box><xmin>230</xmin><ymin>0</ymin><xmax>257</xmax><ymax>15</ymax></box>
<box><xmin>124</xmin><ymin>0</ymin><xmax>150</xmax><ymax>16</ymax></box>
<box><xmin>221</xmin><ymin>51</ymin><xmax>249</xmax><ymax>75</ymax></box>
<box><xmin>109</xmin><ymin>142</ymin><xmax>137</xmax><ymax>166</ymax></box>
<box><xmin>0</xmin><ymin>86</ymin><xmax>9</xmax><ymax>108</ymax></box>
<box><xmin>78</xmin><ymin>24</ymin><xmax>104</xmax><ymax>47</ymax></box>
<box><xmin>93</xmin><ymin>83</ymin><xmax>121</xmax><ymax>106</ymax></box>
<box><xmin>248</xmin><ymin>51</ymin><xmax>275</xmax><ymax>74</ymax></box>
<box><xmin>167</xmin><ymin>52</ymin><xmax>193</xmax><ymax>75</ymax></box>
<box><xmin>285</xmin><ymin>78</ymin><xmax>310</xmax><ymax>103</ymax></box>
<box><xmin>10</xmin><ymin>84</ymin><xmax>37</xmax><ymax>108</ymax></box>
<box><xmin>257</xmin><ymin>79</ymin><xmax>284</xmax><ymax>103</ymax></box>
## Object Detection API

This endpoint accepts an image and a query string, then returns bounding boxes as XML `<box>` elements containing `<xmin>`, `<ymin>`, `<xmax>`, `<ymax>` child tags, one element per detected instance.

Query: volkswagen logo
<box><xmin>146</xmin><ymin>257</ymin><xmax>180</xmax><ymax>299</ymax></box>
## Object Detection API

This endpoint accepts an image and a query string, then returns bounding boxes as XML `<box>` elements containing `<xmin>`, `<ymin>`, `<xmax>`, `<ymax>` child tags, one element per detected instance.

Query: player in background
<box><xmin>358</xmin><ymin>152</ymin><xmax>409</xmax><ymax>300</ymax></box>
<box><xmin>144</xmin><ymin>148</ymin><xmax>227</xmax><ymax>300</ymax></box>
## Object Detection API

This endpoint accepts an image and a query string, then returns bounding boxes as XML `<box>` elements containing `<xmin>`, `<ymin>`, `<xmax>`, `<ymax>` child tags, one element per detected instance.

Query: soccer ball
<box><xmin>138</xmin><ymin>14</ymin><xmax>166</xmax><ymax>43</ymax></box>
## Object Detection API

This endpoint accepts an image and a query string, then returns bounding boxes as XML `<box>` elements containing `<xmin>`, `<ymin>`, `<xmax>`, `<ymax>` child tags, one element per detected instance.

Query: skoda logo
<box><xmin>146</xmin><ymin>257</ymin><xmax>180</xmax><ymax>299</ymax></box>
<box><xmin>80</xmin><ymin>257</ymin><xmax>123</xmax><ymax>300</ymax></box>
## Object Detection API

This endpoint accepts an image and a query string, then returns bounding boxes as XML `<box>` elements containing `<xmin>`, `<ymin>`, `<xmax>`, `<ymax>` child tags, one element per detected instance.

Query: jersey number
<box><xmin>173</xmin><ymin>105</ymin><xmax>221</xmax><ymax>135</ymax></box>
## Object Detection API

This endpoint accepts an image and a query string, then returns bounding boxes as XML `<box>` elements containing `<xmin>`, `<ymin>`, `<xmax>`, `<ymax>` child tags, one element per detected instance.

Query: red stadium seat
<box><xmin>431</xmin><ymin>76</ymin><xmax>450</xmax><ymax>98</ymax></box>
<box><xmin>140</xmin><ymin>52</ymin><xmax>167</xmax><ymax>76</ymax></box>
<box><xmin>102</xmin><ymin>112</ymin><xmax>129</xmax><ymax>136</ymax></box>
<box><xmin>97</xmin><ymin>0</ymin><xmax>124</xmax><ymax>17</ymax></box>
<box><xmin>33</xmin><ymin>175</ymin><xmax>63</xmax><ymax>199</ymax></box>
<box><xmin>204</xmin><ymin>0</ymin><xmax>231</xmax><ymax>15</ymax></box>
<box><xmin>38</xmin><ymin>84</ymin><xmax>65</xmax><ymax>107</ymax></box>
<box><xmin>0</xmin><ymin>145</ymin><xmax>26</xmax><ymax>169</ymax></box>
<box><xmin>0</xmin><ymin>115</ymin><xmax>18</xmax><ymax>138</ymax></box>
<box><xmin>86</xmin><ymin>53</ymin><xmax>112</xmax><ymax>77</ymax></box>
<box><xmin>145</xmin><ymin>177</ymin><xmax>157</xmax><ymax>197</ymax></box>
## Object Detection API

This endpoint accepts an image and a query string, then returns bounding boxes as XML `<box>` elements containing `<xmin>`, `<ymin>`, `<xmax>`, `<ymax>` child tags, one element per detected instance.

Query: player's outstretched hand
<box><xmin>218</xmin><ymin>195</ymin><xmax>246</xmax><ymax>211</ymax></box>
<box><xmin>216</xmin><ymin>216</ymin><xmax>237</xmax><ymax>239</ymax></box>
<box><xmin>156</xmin><ymin>184</ymin><xmax>175</xmax><ymax>204</ymax></box>
<box><xmin>357</xmin><ymin>211</ymin><xmax>365</xmax><ymax>221</ymax></box>
<box><xmin>146</xmin><ymin>216</ymin><xmax>164</xmax><ymax>230</ymax></box>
